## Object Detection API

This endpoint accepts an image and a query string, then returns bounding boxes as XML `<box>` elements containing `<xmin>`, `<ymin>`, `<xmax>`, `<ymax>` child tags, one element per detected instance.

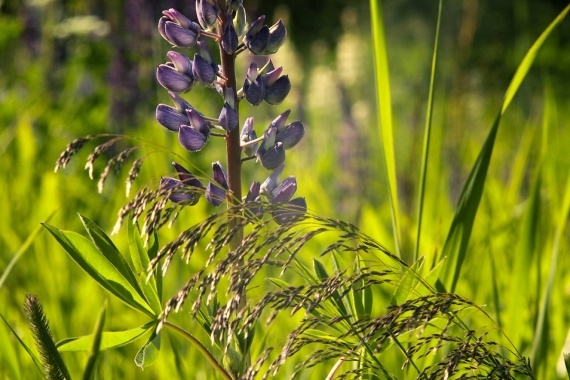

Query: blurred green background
<box><xmin>1</xmin><ymin>0</ymin><xmax>569</xmax><ymax>378</ymax></box>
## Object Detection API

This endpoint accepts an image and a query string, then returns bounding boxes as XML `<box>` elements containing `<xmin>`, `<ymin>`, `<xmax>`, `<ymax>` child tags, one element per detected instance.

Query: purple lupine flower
<box><xmin>219</xmin><ymin>89</ymin><xmax>239</xmax><ymax>132</ymax></box>
<box><xmin>256</xmin><ymin>125</ymin><xmax>277</xmax><ymax>158</ymax></box>
<box><xmin>273</xmin><ymin>197</ymin><xmax>307</xmax><ymax>224</ymax></box>
<box><xmin>156</xmin><ymin>104</ymin><xmax>188</xmax><ymax>131</ymax></box>
<box><xmin>167</xmin><ymin>51</ymin><xmax>193</xmax><ymax>76</ymax></box>
<box><xmin>260</xmin><ymin>163</ymin><xmax>284</xmax><ymax>195</ymax></box>
<box><xmin>264</xmin><ymin>75</ymin><xmax>291</xmax><ymax>105</ymax></box>
<box><xmin>179</xmin><ymin>124</ymin><xmax>208</xmax><ymax>151</ymax></box>
<box><xmin>192</xmin><ymin>53</ymin><xmax>216</xmax><ymax>85</ymax></box>
<box><xmin>270</xmin><ymin>176</ymin><xmax>297</xmax><ymax>203</ymax></box>
<box><xmin>196</xmin><ymin>0</ymin><xmax>219</xmax><ymax>30</ymax></box>
<box><xmin>240</xmin><ymin>117</ymin><xmax>258</xmax><ymax>156</ymax></box>
<box><xmin>221</xmin><ymin>20</ymin><xmax>239</xmax><ymax>55</ymax></box>
<box><xmin>205</xmin><ymin>162</ymin><xmax>228</xmax><ymax>206</ymax></box>
<box><xmin>259</xmin><ymin>142</ymin><xmax>285</xmax><ymax>170</ymax></box>
<box><xmin>266</xmin><ymin>19</ymin><xmax>287</xmax><ymax>54</ymax></box>
<box><xmin>161</xmin><ymin>177</ymin><xmax>201</xmax><ymax>205</ymax></box>
<box><xmin>276</xmin><ymin>120</ymin><xmax>305</xmax><ymax>149</ymax></box>
<box><xmin>159</xmin><ymin>9</ymin><xmax>201</xmax><ymax>48</ymax></box>
<box><xmin>172</xmin><ymin>162</ymin><xmax>204</xmax><ymax>189</ymax></box>
<box><xmin>156</xmin><ymin>64</ymin><xmax>194</xmax><ymax>93</ymax></box>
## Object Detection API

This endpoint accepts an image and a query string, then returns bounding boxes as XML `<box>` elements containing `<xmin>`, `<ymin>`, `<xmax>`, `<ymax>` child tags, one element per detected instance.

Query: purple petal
<box><xmin>270</xmin><ymin>176</ymin><xmax>297</xmax><ymax>203</ymax></box>
<box><xmin>266</xmin><ymin>19</ymin><xmax>287</xmax><ymax>54</ymax></box>
<box><xmin>273</xmin><ymin>197</ymin><xmax>307</xmax><ymax>225</ymax></box>
<box><xmin>264</xmin><ymin>75</ymin><xmax>291</xmax><ymax>105</ymax></box>
<box><xmin>218</xmin><ymin>102</ymin><xmax>238</xmax><ymax>132</ymax></box>
<box><xmin>245</xmin><ymin>181</ymin><xmax>261</xmax><ymax>202</ymax></box>
<box><xmin>192</xmin><ymin>53</ymin><xmax>216</xmax><ymax>85</ymax></box>
<box><xmin>164</xmin><ymin>21</ymin><xmax>199</xmax><ymax>48</ymax></box>
<box><xmin>156</xmin><ymin>104</ymin><xmax>187</xmax><ymax>131</ymax></box>
<box><xmin>205</xmin><ymin>181</ymin><xmax>226</xmax><ymax>207</ymax></box>
<box><xmin>212</xmin><ymin>161</ymin><xmax>228</xmax><ymax>189</ymax></box>
<box><xmin>156</xmin><ymin>64</ymin><xmax>193</xmax><ymax>93</ymax></box>
<box><xmin>260</xmin><ymin>142</ymin><xmax>285</xmax><ymax>170</ymax></box>
<box><xmin>221</xmin><ymin>22</ymin><xmax>238</xmax><ymax>55</ymax></box>
<box><xmin>276</xmin><ymin>120</ymin><xmax>305</xmax><ymax>149</ymax></box>
<box><xmin>260</xmin><ymin>163</ymin><xmax>284</xmax><ymax>195</ymax></box>
<box><xmin>172</xmin><ymin>162</ymin><xmax>204</xmax><ymax>188</ymax></box>
<box><xmin>256</xmin><ymin>125</ymin><xmax>277</xmax><ymax>158</ymax></box>
<box><xmin>245</xmin><ymin>76</ymin><xmax>265</xmax><ymax>106</ymax></box>
<box><xmin>167</xmin><ymin>51</ymin><xmax>193</xmax><ymax>76</ymax></box>
<box><xmin>179</xmin><ymin>124</ymin><xmax>208</xmax><ymax>152</ymax></box>
<box><xmin>246</xmin><ymin>25</ymin><xmax>269</xmax><ymax>55</ymax></box>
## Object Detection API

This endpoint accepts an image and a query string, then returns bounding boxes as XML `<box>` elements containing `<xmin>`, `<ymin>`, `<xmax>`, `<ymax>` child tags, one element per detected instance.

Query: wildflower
<box><xmin>205</xmin><ymin>162</ymin><xmax>228</xmax><ymax>206</ymax></box>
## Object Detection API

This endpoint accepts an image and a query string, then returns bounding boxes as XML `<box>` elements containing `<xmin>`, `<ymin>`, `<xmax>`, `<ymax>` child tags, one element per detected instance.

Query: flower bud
<box><xmin>233</xmin><ymin>5</ymin><xmax>247</xmax><ymax>37</ymax></box>
<box><xmin>245</xmin><ymin>25</ymin><xmax>269</xmax><ymax>55</ymax></box>
<box><xmin>276</xmin><ymin>120</ymin><xmax>305</xmax><ymax>149</ymax></box>
<box><xmin>245</xmin><ymin>181</ymin><xmax>260</xmax><ymax>202</ymax></box>
<box><xmin>256</xmin><ymin>125</ymin><xmax>276</xmax><ymax>158</ymax></box>
<box><xmin>192</xmin><ymin>53</ymin><xmax>216</xmax><ymax>85</ymax></box>
<box><xmin>259</xmin><ymin>59</ymin><xmax>275</xmax><ymax>76</ymax></box>
<box><xmin>212</xmin><ymin>161</ymin><xmax>229</xmax><ymax>189</ymax></box>
<box><xmin>160</xmin><ymin>177</ymin><xmax>200</xmax><ymax>205</ymax></box>
<box><xmin>167</xmin><ymin>51</ymin><xmax>193</xmax><ymax>76</ymax></box>
<box><xmin>266</xmin><ymin>19</ymin><xmax>287</xmax><ymax>53</ymax></box>
<box><xmin>263</xmin><ymin>67</ymin><xmax>283</xmax><ymax>87</ymax></box>
<box><xmin>162</xmin><ymin>8</ymin><xmax>193</xmax><ymax>28</ymax></box>
<box><xmin>179</xmin><ymin>124</ymin><xmax>209</xmax><ymax>152</ymax></box>
<box><xmin>240</xmin><ymin>117</ymin><xmax>258</xmax><ymax>156</ymax></box>
<box><xmin>196</xmin><ymin>0</ymin><xmax>219</xmax><ymax>30</ymax></box>
<box><xmin>269</xmin><ymin>110</ymin><xmax>290</xmax><ymax>132</ymax></box>
<box><xmin>168</xmin><ymin>91</ymin><xmax>194</xmax><ymax>113</ymax></box>
<box><xmin>205</xmin><ymin>182</ymin><xmax>226</xmax><ymax>207</ymax></box>
<box><xmin>156</xmin><ymin>64</ymin><xmax>193</xmax><ymax>93</ymax></box>
<box><xmin>172</xmin><ymin>162</ymin><xmax>204</xmax><ymax>188</ymax></box>
<box><xmin>219</xmin><ymin>102</ymin><xmax>238</xmax><ymax>132</ymax></box>
<box><xmin>245</xmin><ymin>76</ymin><xmax>265</xmax><ymax>105</ymax></box>
<box><xmin>156</xmin><ymin>104</ymin><xmax>187</xmax><ymax>131</ymax></box>
<box><xmin>163</xmin><ymin>21</ymin><xmax>200</xmax><ymax>48</ymax></box>
<box><xmin>270</xmin><ymin>176</ymin><xmax>297</xmax><ymax>203</ymax></box>
<box><xmin>221</xmin><ymin>21</ymin><xmax>239</xmax><ymax>55</ymax></box>
<box><xmin>273</xmin><ymin>197</ymin><xmax>307</xmax><ymax>225</ymax></box>
<box><xmin>264</xmin><ymin>75</ymin><xmax>290</xmax><ymax>105</ymax></box>
<box><xmin>260</xmin><ymin>142</ymin><xmax>285</xmax><ymax>170</ymax></box>
<box><xmin>260</xmin><ymin>163</ymin><xmax>284</xmax><ymax>195</ymax></box>
<box><xmin>205</xmin><ymin>161</ymin><xmax>228</xmax><ymax>207</ymax></box>
<box><xmin>245</xmin><ymin>15</ymin><xmax>266</xmax><ymax>40</ymax></box>
<box><xmin>187</xmin><ymin>109</ymin><xmax>211</xmax><ymax>136</ymax></box>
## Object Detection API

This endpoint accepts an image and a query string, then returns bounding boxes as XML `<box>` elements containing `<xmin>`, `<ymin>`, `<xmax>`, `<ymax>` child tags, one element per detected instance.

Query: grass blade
<box><xmin>414</xmin><ymin>0</ymin><xmax>442</xmax><ymax>262</ymax></box>
<box><xmin>370</xmin><ymin>0</ymin><xmax>402</xmax><ymax>259</ymax></box>
<box><xmin>82</xmin><ymin>301</ymin><xmax>107</xmax><ymax>380</ymax></box>
<box><xmin>439</xmin><ymin>3</ymin><xmax>570</xmax><ymax>292</ymax></box>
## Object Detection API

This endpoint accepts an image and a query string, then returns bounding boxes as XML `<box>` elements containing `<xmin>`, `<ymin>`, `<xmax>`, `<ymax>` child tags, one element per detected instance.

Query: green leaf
<box><xmin>128</xmin><ymin>222</ymin><xmax>162</xmax><ymax>315</ymax></box>
<box><xmin>82</xmin><ymin>301</ymin><xmax>107</xmax><ymax>380</ymax></box>
<box><xmin>43</xmin><ymin>223</ymin><xmax>154</xmax><ymax>316</ymax></box>
<box><xmin>370</xmin><ymin>0</ymin><xmax>402</xmax><ymax>258</ymax></box>
<box><xmin>134</xmin><ymin>329</ymin><xmax>161</xmax><ymax>368</ymax></box>
<box><xmin>80</xmin><ymin>214</ymin><xmax>141</xmax><ymax>294</ymax></box>
<box><xmin>57</xmin><ymin>322</ymin><xmax>155</xmax><ymax>351</ymax></box>
<box><xmin>439</xmin><ymin>3</ymin><xmax>570</xmax><ymax>292</ymax></box>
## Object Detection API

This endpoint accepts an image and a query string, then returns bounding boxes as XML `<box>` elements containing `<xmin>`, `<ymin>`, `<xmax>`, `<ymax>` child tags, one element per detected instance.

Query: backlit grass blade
<box><xmin>414</xmin><ymin>0</ymin><xmax>442</xmax><ymax>262</ymax></box>
<box><xmin>531</xmin><ymin>169</ymin><xmax>570</xmax><ymax>371</ymax></box>
<box><xmin>369</xmin><ymin>0</ymin><xmax>402</xmax><ymax>258</ymax></box>
<box><xmin>439</xmin><ymin>3</ymin><xmax>570</xmax><ymax>292</ymax></box>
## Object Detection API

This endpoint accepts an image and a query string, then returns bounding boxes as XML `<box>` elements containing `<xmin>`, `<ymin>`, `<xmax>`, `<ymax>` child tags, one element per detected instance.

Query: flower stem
<box><xmin>218</xmin><ymin>12</ymin><xmax>243</xmax><ymax>250</ymax></box>
<box><xmin>163</xmin><ymin>321</ymin><xmax>233</xmax><ymax>380</ymax></box>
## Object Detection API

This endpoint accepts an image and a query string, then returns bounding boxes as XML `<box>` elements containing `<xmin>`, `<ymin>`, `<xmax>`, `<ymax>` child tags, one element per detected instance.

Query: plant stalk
<box><xmin>164</xmin><ymin>321</ymin><xmax>233</xmax><ymax>380</ymax></box>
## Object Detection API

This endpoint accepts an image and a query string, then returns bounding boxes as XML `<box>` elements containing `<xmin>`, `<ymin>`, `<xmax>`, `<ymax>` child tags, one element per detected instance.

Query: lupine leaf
<box><xmin>79</xmin><ymin>214</ymin><xmax>143</xmax><ymax>298</ymax></box>
<box><xmin>57</xmin><ymin>322</ymin><xmax>155</xmax><ymax>351</ymax></box>
<box><xmin>42</xmin><ymin>224</ymin><xmax>154</xmax><ymax>316</ymax></box>
<box><xmin>134</xmin><ymin>329</ymin><xmax>161</xmax><ymax>368</ymax></box>
<box><xmin>439</xmin><ymin>3</ymin><xmax>570</xmax><ymax>292</ymax></box>
<box><xmin>128</xmin><ymin>222</ymin><xmax>162</xmax><ymax>315</ymax></box>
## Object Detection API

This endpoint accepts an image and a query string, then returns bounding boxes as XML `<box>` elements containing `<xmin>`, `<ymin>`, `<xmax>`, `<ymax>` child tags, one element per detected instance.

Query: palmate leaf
<box><xmin>57</xmin><ymin>322</ymin><xmax>155</xmax><ymax>351</ymax></box>
<box><xmin>128</xmin><ymin>221</ymin><xmax>162</xmax><ymax>315</ymax></box>
<box><xmin>439</xmin><ymin>3</ymin><xmax>570</xmax><ymax>292</ymax></box>
<box><xmin>42</xmin><ymin>223</ymin><xmax>155</xmax><ymax>317</ymax></box>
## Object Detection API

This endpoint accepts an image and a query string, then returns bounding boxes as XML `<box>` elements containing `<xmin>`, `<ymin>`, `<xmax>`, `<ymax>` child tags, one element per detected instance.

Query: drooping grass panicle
<box><xmin>54</xmin><ymin>134</ymin><xmax>95</xmax><ymax>172</ymax></box>
<box><xmin>23</xmin><ymin>295</ymin><xmax>71</xmax><ymax>380</ymax></box>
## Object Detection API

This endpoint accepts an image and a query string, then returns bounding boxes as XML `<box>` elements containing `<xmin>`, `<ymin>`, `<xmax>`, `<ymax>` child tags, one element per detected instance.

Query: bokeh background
<box><xmin>1</xmin><ymin>0</ymin><xmax>569</xmax><ymax>378</ymax></box>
